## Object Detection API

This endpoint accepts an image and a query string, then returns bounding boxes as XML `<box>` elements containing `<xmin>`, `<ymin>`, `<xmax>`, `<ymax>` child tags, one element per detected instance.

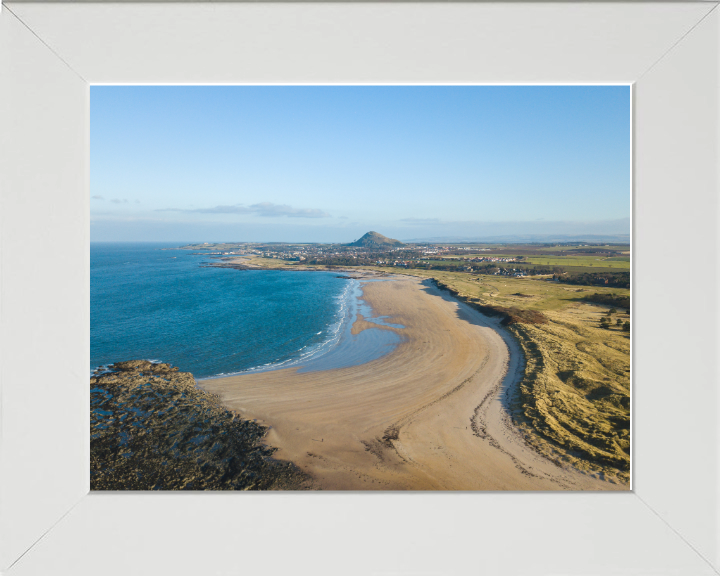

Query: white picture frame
<box><xmin>1</xmin><ymin>2</ymin><xmax>718</xmax><ymax>574</ymax></box>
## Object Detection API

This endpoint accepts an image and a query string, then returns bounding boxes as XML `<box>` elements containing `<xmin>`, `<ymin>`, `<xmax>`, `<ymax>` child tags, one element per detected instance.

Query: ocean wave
<box><xmin>203</xmin><ymin>278</ymin><xmax>360</xmax><ymax>379</ymax></box>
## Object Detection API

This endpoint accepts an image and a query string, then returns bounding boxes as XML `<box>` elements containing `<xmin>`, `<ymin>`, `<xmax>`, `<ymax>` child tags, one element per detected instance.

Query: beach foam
<box><xmin>203</xmin><ymin>278</ymin><xmax>404</xmax><ymax>378</ymax></box>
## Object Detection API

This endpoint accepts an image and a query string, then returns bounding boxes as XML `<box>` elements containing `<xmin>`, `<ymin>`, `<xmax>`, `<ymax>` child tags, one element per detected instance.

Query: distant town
<box><xmin>177</xmin><ymin>231</ymin><xmax>630</xmax><ymax>288</ymax></box>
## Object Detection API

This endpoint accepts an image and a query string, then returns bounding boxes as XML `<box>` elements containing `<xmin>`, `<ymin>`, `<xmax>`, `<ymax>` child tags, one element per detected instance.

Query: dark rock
<box><xmin>90</xmin><ymin>360</ymin><xmax>312</xmax><ymax>491</ymax></box>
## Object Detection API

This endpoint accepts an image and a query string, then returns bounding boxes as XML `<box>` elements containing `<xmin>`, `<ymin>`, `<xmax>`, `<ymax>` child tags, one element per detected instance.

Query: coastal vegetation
<box><xmin>174</xmin><ymin>237</ymin><xmax>631</xmax><ymax>484</ymax></box>
<box><xmin>90</xmin><ymin>360</ymin><xmax>310</xmax><ymax>490</ymax></box>
<box><xmin>372</xmin><ymin>269</ymin><xmax>631</xmax><ymax>483</ymax></box>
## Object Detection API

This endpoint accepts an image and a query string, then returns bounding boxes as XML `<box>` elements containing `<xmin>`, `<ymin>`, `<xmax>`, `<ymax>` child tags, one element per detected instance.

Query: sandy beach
<box><xmin>201</xmin><ymin>276</ymin><xmax>622</xmax><ymax>490</ymax></box>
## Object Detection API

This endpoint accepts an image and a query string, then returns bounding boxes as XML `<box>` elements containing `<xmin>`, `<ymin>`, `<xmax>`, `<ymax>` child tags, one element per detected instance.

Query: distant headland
<box><xmin>347</xmin><ymin>231</ymin><xmax>404</xmax><ymax>248</ymax></box>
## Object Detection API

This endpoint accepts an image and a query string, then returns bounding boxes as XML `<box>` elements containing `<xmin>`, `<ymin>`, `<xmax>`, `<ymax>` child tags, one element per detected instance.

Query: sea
<box><xmin>91</xmin><ymin>243</ymin><xmax>402</xmax><ymax>379</ymax></box>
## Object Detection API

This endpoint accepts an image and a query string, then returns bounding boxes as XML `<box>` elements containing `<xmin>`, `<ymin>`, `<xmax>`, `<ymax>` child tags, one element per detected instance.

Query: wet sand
<box><xmin>201</xmin><ymin>276</ymin><xmax>622</xmax><ymax>490</ymax></box>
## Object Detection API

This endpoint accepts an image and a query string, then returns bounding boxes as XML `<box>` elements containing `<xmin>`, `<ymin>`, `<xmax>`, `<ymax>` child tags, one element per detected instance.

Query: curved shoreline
<box><xmin>201</xmin><ymin>275</ymin><xmax>623</xmax><ymax>490</ymax></box>
<box><xmin>199</xmin><ymin>274</ymin><xmax>404</xmax><ymax>381</ymax></box>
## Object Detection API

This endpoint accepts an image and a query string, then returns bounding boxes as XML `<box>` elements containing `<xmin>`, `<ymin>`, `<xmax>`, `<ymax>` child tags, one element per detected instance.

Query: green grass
<box><xmin>429</xmin><ymin>254</ymin><xmax>520</xmax><ymax>260</ymax></box>
<box><xmin>375</xmin><ymin>267</ymin><xmax>627</xmax><ymax>312</ymax></box>
<box><xmin>524</xmin><ymin>256</ymin><xmax>630</xmax><ymax>269</ymax></box>
<box><xmin>419</xmin><ymin>254</ymin><xmax>630</xmax><ymax>273</ymax></box>
<box><xmin>373</xmin><ymin>266</ymin><xmax>631</xmax><ymax>483</ymax></box>
<box><xmin>515</xmin><ymin>263</ymin><xmax>626</xmax><ymax>274</ymax></box>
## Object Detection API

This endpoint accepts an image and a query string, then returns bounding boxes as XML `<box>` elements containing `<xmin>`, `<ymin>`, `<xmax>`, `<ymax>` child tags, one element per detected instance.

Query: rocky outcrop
<box><xmin>90</xmin><ymin>361</ymin><xmax>311</xmax><ymax>491</ymax></box>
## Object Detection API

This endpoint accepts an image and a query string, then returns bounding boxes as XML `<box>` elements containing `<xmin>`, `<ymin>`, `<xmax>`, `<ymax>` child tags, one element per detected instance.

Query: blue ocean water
<box><xmin>91</xmin><ymin>243</ymin><xmax>401</xmax><ymax>379</ymax></box>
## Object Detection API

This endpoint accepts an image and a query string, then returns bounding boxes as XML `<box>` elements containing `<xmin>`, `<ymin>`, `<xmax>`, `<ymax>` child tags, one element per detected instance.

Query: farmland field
<box><xmin>523</xmin><ymin>256</ymin><xmax>630</xmax><ymax>269</ymax></box>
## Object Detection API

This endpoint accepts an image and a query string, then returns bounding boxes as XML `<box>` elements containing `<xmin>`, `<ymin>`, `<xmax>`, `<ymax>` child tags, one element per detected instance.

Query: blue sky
<box><xmin>90</xmin><ymin>85</ymin><xmax>630</xmax><ymax>242</ymax></box>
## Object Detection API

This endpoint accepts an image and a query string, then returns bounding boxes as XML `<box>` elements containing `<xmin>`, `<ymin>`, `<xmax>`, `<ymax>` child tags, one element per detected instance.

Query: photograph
<box><xmin>5</xmin><ymin>1</ymin><xmax>719</xmax><ymax>573</ymax></box>
<box><xmin>90</xmin><ymin>85</ymin><xmax>631</xmax><ymax>491</ymax></box>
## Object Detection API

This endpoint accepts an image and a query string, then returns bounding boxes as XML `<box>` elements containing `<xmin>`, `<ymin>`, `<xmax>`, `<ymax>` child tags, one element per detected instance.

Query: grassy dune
<box><xmin>509</xmin><ymin>309</ymin><xmax>630</xmax><ymax>482</ymax></box>
<box><xmin>371</xmin><ymin>268</ymin><xmax>631</xmax><ymax>483</ymax></box>
<box><xmin>234</xmin><ymin>257</ymin><xmax>631</xmax><ymax>483</ymax></box>
<box><xmin>244</xmin><ymin>256</ymin><xmax>296</xmax><ymax>269</ymax></box>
